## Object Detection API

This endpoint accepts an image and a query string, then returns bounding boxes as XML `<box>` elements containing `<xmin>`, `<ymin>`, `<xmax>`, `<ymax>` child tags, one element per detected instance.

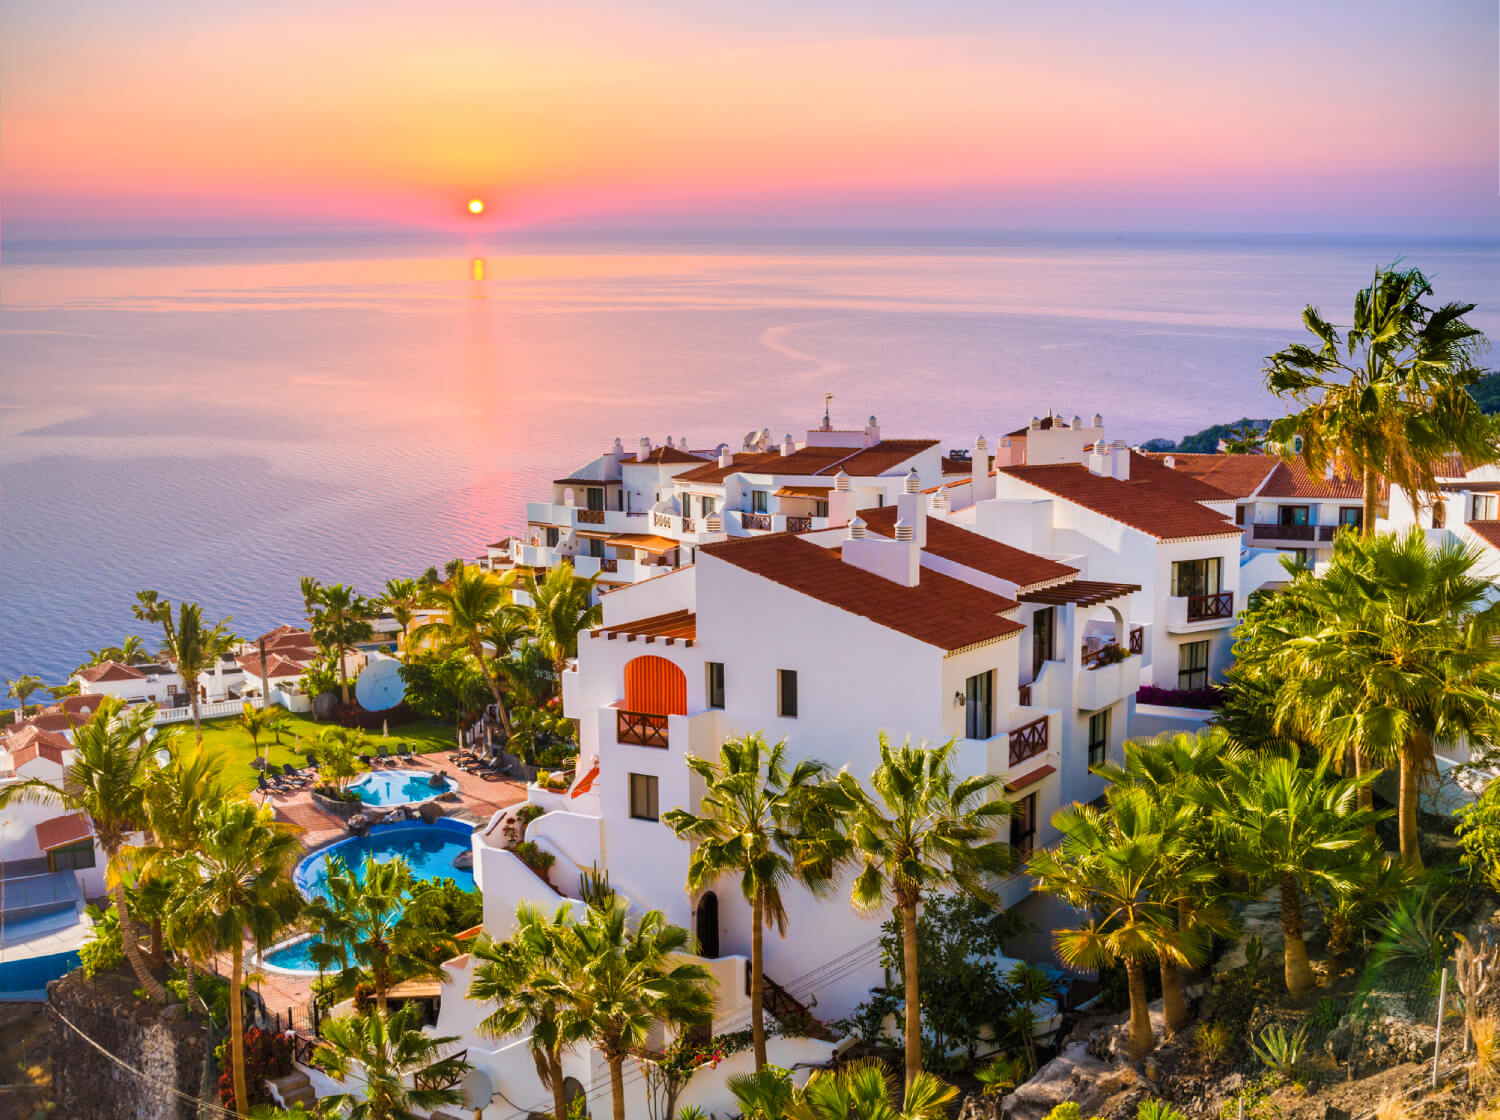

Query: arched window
<box><xmin>1433</xmin><ymin>501</ymin><xmax>1446</xmax><ymax>529</ymax></box>
<box><xmin>623</xmin><ymin>655</ymin><xmax>687</xmax><ymax>716</ymax></box>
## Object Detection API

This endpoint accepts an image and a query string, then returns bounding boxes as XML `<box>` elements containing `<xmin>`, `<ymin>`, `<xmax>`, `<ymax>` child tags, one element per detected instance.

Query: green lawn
<box><xmin>177</xmin><ymin>706</ymin><xmax>459</xmax><ymax>793</ymax></box>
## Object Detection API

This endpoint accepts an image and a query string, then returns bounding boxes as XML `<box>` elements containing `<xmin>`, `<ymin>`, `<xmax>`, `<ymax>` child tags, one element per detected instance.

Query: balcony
<box><xmin>616</xmin><ymin>709</ymin><xmax>670</xmax><ymax>748</ymax></box>
<box><xmin>1075</xmin><ymin>648</ymin><xmax>1142</xmax><ymax>711</ymax></box>
<box><xmin>1008</xmin><ymin>715</ymin><xmax>1048</xmax><ymax>768</ymax></box>
<box><xmin>1167</xmin><ymin>591</ymin><xmax>1235</xmax><ymax>633</ymax></box>
<box><xmin>745</xmin><ymin>513</ymin><xmax>773</xmax><ymax>531</ymax></box>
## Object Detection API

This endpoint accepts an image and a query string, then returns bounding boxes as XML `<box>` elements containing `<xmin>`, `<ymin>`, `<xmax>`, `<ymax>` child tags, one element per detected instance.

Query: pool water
<box><xmin>269</xmin><ymin>821</ymin><xmax>478</xmax><ymax>975</ymax></box>
<box><xmin>349</xmin><ymin>769</ymin><xmax>457</xmax><ymax>806</ymax></box>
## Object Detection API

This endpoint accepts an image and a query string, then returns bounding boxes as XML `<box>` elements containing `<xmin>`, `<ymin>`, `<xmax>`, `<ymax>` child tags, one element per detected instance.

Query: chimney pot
<box><xmin>1093</xmin><ymin>413</ymin><xmax>1104</xmax><ymax>428</ymax></box>
<box><xmin>1071</xmin><ymin>415</ymin><xmax>1083</xmax><ymax>429</ymax></box>
<box><xmin>848</xmin><ymin>516</ymin><xmax>867</xmax><ymax>540</ymax></box>
<box><xmin>782</xmin><ymin>433</ymin><xmax>795</xmax><ymax>457</ymax></box>
<box><xmin>904</xmin><ymin>468</ymin><xmax>921</xmax><ymax>494</ymax></box>
<box><xmin>638</xmin><ymin>437</ymin><xmax>651</xmax><ymax>462</ymax></box>
<box><xmin>834</xmin><ymin>470</ymin><xmax>851</xmax><ymax>491</ymax></box>
<box><xmin>894</xmin><ymin>518</ymin><xmax>914</xmax><ymax>542</ymax></box>
<box><xmin>1030</xmin><ymin>416</ymin><xmax>1042</xmax><ymax>430</ymax></box>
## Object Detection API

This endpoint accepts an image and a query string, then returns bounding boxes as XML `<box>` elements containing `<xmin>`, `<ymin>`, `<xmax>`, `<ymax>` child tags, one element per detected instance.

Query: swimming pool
<box><xmin>268</xmin><ymin>820</ymin><xmax>479</xmax><ymax>975</ymax></box>
<box><xmin>349</xmin><ymin>769</ymin><xmax>458</xmax><ymax>806</ymax></box>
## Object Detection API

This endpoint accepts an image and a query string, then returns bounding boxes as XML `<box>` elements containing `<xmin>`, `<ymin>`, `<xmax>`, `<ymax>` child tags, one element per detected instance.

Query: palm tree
<box><xmin>125</xmin><ymin>735</ymin><xmax>230</xmax><ymax>1007</ymax></box>
<box><xmin>135</xmin><ymin>594</ymin><xmax>236</xmax><ymax>742</ymax></box>
<box><xmin>832</xmin><ymin>735</ymin><xmax>1012</xmax><ymax>1091</ymax></box>
<box><xmin>166</xmin><ymin>799</ymin><xmax>302</xmax><ymax>1116</ymax></box>
<box><xmin>1265</xmin><ymin>261</ymin><xmax>1497</xmax><ymax>533</ymax></box>
<box><xmin>116</xmin><ymin>634</ymin><xmax>152</xmax><ymax>665</ymax></box>
<box><xmin>411</xmin><ymin>564</ymin><xmax>516</xmax><ymax>736</ymax></box>
<box><xmin>517</xmin><ymin>563</ymin><xmax>601</xmax><ymax>675</ymax></box>
<box><xmin>1193</xmin><ymin>749</ymin><xmax>1385</xmax><ymax>995</ymax></box>
<box><xmin>238</xmin><ymin>701</ymin><xmax>275</xmax><ymax>769</ymax></box>
<box><xmin>315</xmin><ymin>1004</ymin><xmax>469</xmax><ymax>1120</ymax></box>
<box><xmin>300</xmin><ymin>576</ymin><xmax>324</xmax><ymax>626</ymax></box>
<box><xmin>1096</xmin><ymin>730</ymin><xmax>1239</xmax><ymax>1030</ymax></box>
<box><xmin>307</xmin><ymin>583</ymin><xmax>375</xmax><ymax>704</ymax></box>
<box><xmin>6</xmin><ymin>675</ymin><xmax>44</xmax><ymax>716</ymax></box>
<box><xmin>1272</xmin><ymin>529</ymin><xmax>1500</xmax><ymax>869</ymax></box>
<box><xmin>0</xmin><ymin>697</ymin><xmax>163</xmax><ymax>998</ymax></box>
<box><xmin>469</xmin><ymin>904</ymin><xmax>590</xmax><ymax>1120</ymax></box>
<box><xmin>379</xmin><ymin>577</ymin><xmax>422</xmax><ymax>648</ymax></box>
<box><xmin>568</xmin><ymin>896</ymin><xmax>714</xmax><ymax>1120</ymax></box>
<box><xmin>303</xmin><ymin>856</ymin><xmax>454</xmax><ymax>1017</ymax></box>
<box><xmin>316</xmin><ymin>727</ymin><xmax>368</xmax><ymax>795</ymax></box>
<box><xmin>784</xmin><ymin>1058</ymin><xmax>958</xmax><ymax>1120</ymax></box>
<box><xmin>727</xmin><ymin>1067</ymin><xmax>796</xmax><ymax>1120</ymax></box>
<box><xmin>1028</xmin><ymin>786</ymin><xmax>1194</xmax><ymax>1060</ymax></box>
<box><xmin>663</xmin><ymin>734</ymin><xmax>831</xmax><ymax>1070</ymax></box>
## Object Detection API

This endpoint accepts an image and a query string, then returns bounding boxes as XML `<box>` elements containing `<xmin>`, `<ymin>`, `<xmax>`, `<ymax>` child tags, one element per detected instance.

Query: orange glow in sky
<box><xmin>467</xmin><ymin>199</ymin><xmax>485</xmax><ymax>215</ymax></box>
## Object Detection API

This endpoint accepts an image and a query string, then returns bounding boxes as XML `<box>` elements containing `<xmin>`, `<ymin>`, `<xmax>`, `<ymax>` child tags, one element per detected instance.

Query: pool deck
<box><xmin>233</xmin><ymin>750</ymin><xmax>526</xmax><ymax>1018</ymax></box>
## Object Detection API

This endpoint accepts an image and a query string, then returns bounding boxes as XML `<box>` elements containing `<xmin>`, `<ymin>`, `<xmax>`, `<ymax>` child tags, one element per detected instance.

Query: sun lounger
<box><xmin>375</xmin><ymin>745</ymin><xmax>392</xmax><ymax>765</ymax></box>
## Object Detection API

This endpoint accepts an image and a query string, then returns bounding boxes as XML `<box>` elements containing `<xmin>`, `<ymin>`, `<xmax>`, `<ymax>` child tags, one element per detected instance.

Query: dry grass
<box><xmin>1475</xmin><ymin>1016</ymin><xmax>1499</xmax><ymax>1088</ymax></box>
<box><xmin>1373</xmin><ymin>1094</ymin><xmax>1410</xmax><ymax>1120</ymax></box>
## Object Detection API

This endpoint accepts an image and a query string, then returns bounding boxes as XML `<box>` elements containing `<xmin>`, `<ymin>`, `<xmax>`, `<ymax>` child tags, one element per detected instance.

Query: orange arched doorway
<box><xmin>624</xmin><ymin>655</ymin><xmax>687</xmax><ymax>716</ymax></box>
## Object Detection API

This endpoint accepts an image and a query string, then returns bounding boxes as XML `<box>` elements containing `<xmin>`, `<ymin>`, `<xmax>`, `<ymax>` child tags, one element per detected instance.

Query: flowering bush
<box><xmin>1136</xmin><ymin>684</ymin><xmax>1226</xmax><ymax>710</ymax></box>
<box><xmin>656</xmin><ymin>1026</ymin><xmax>764</xmax><ymax>1078</ymax></box>
<box><xmin>216</xmin><ymin>1027</ymin><xmax>293</xmax><ymax>1111</ymax></box>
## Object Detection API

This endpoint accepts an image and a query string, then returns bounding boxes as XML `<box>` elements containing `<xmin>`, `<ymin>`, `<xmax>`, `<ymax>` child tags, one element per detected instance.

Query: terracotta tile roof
<box><xmin>1140</xmin><ymin>452</ymin><xmax>1277</xmax><ymax>497</ymax></box>
<box><xmin>1468</xmin><ymin>521</ymin><xmax>1500</xmax><ymax>550</ymax></box>
<box><xmin>702</xmin><ymin>533</ymin><xmax>1024</xmax><ymax>653</ymax></box>
<box><xmin>6</xmin><ymin>726</ymin><xmax>71</xmax><ymax>768</ymax></box>
<box><xmin>592</xmin><ymin>609</ymin><xmax>697</xmax><ymax>644</ymax></box>
<box><xmin>256</xmin><ymin>623</ymin><xmax>302</xmax><ymax>644</ymax></box>
<box><xmin>941</xmin><ymin>456</ymin><xmax>972</xmax><ymax>475</ymax></box>
<box><xmin>1436</xmin><ymin>453</ymin><xmax>1474</xmax><ymax>478</ymax></box>
<box><xmin>237</xmin><ymin>652</ymin><xmax>308</xmax><ymax>680</ymax></box>
<box><xmin>75</xmin><ymin>660</ymin><xmax>147</xmax><ymax>684</ymax></box>
<box><xmin>3</xmin><ymin>694</ymin><xmax>107</xmax><ymax>737</ymax></box>
<box><xmin>1124</xmin><ymin>452</ymin><xmax>1234</xmax><ymax>502</ymax></box>
<box><xmin>35</xmin><ymin>812</ymin><xmax>92</xmax><ymax>852</ymax></box>
<box><xmin>1258</xmin><ymin>460</ymin><xmax>1365</xmax><ymax>500</ymax></box>
<box><xmin>857</xmin><ymin>506</ymin><xmax>1077</xmax><ymax>589</ymax></box>
<box><xmin>674</xmin><ymin>440</ymin><xmax>937</xmax><ymax>484</ymax></box>
<box><xmin>633</xmin><ymin>446</ymin><xmax>707</xmax><ymax>466</ymax></box>
<box><xmin>999</xmin><ymin>463</ymin><xmax>1242</xmax><ymax>541</ymax></box>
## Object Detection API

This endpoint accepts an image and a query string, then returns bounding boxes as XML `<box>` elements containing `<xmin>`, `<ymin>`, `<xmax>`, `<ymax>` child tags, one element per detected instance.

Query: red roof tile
<box><xmin>75</xmin><ymin>660</ymin><xmax>147</xmax><ymax>684</ymax></box>
<box><xmin>674</xmin><ymin>440</ymin><xmax>936</xmax><ymax>485</ymax></box>
<box><xmin>1124</xmin><ymin>452</ymin><xmax>1235</xmax><ymax>502</ymax></box>
<box><xmin>999</xmin><ymin>463</ymin><xmax>1241</xmax><ymax>541</ymax></box>
<box><xmin>857</xmin><ymin>506</ymin><xmax>1077</xmax><ymax>589</ymax></box>
<box><xmin>1139</xmin><ymin>452</ymin><xmax>1277</xmax><ymax>497</ymax></box>
<box><xmin>6</xmin><ymin>726</ymin><xmax>71</xmax><ymax>768</ymax></box>
<box><xmin>237</xmin><ymin>652</ymin><xmax>308</xmax><ymax>679</ymax></box>
<box><xmin>1468</xmin><ymin>521</ymin><xmax>1500</xmax><ymax>550</ymax></box>
<box><xmin>941</xmin><ymin>456</ymin><xmax>972</xmax><ymax>475</ymax></box>
<box><xmin>1258</xmin><ymin>460</ymin><xmax>1365</xmax><ymax>500</ymax></box>
<box><xmin>35</xmin><ymin>812</ymin><xmax>92</xmax><ymax>852</ymax></box>
<box><xmin>1006</xmin><ymin>763</ymin><xmax>1055</xmax><ymax>792</ymax></box>
<box><xmin>702</xmin><ymin>533</ymin><xmax>1023</xmax><ymax>653</ymax></box>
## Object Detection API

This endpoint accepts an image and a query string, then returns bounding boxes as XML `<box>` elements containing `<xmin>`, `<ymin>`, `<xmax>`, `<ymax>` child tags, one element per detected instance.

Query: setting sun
<box><xmin>467</xmin><ymin>198</ymin><xmax>484</xmax><ymax>215</ymax></box>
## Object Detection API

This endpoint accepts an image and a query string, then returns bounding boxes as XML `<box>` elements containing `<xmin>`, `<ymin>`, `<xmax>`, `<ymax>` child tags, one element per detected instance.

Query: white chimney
<box><xmin>1071</xmin><ymin>415</ymin><xmax>1082</xmax><ymax>430</ymax></box>
<box><xmin>665</xmin><ymin>435</ymin><xmax>675</xmax><ymax>449</ymax></box>
<box><xmin>897</xmin><ymin>484</ymin><xmax>927</xmax><ymax>546</ymax></box>
<box><xmin>680</xmin><ymin>436</ymin><xmax>688</xmax><ymax>451</ymax></box>
<box><xmin>972</xmin><ymin>435</ymin><xmax>995</xmax><ymax>502</ymax></box>
<box><xmin>848</xmin><ymin>515</ymin><xmax>867</xmax><ymax>540</ymax></box>
<box><xmin>1092</xmin><ymin>413</ymin><xmax>1104</xmax><ymax>429</ymax></box>
<box><xmin>718</xmin><ymin>445</ymin><xmax>733</xmax><ymax>468</ymax></box>
<box><xmin>705</xmin><ymin>513</ymin><xmax>723</xmax><ymax>534</ymax></box>
<box><xmin>1087</xmin><ymin>440</ymin><xmax>1110</xmax><ymax>477</ymax></box>
<box><xmin>864</xmin><ymin>414</ymin><xmax>880</xmax><ymax>447</ymax></box>
<box><xmin>904</xmin><ymin>468</ymin><xmax>921</xmax><ymax>494</ymax></box>
<box><xmin>1029</xmin><ymin>416</ymin><xmax>1042</xmax><ymax>431</ymax></box>
<box><xmin>782</xmin><ymin>433</ymin><xmax>795</xmax><ymax>457</ymax></box>
<box><xmin>894</xmin><ymin>518</ymin><xmax>914</xmax><ymax>541</ymax></box>
<box><xmin>613</xmin><ymin>436</ymin><xmax>624</xmax><ymax>456</ymax></box>
<box><xmin>826</xmin><ymin>470</ymin><xmax>853</xmax><ymax>527</ymax></box>
<box><xmin>842</xmin><ymin>521</ymin><xmax>920</xmax><ymax>586</ymax></box>
<box><xmin>1164</xmin><ymin>455</ymin><xmax>1176</xmax><ymax>470</ymax></box>
<box><xmin>638</xmin><ymin>437</ymin><xmax>651</xmax><ymax>462</ymax></box>
<box><xmin>1110</xmin><ymin>439</ymin><xmax>1130</xmax><ymax>480</ymax></box>
<box><xmin>835</xmin><ymin>469</ymin><xmax>851</xmax><ymax>491</ymax></box>
<box><xmin>930</xmin><ymin>489</ymin><xmax>950</xmax><ymax>514</ymax></box>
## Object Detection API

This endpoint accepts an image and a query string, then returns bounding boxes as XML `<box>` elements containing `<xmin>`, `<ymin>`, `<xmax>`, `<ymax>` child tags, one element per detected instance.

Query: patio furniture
<box><xmin>398</xmin><ymin>742</ymin><xmax>414</xmax><ymax>760</ymax></box>
<box><xmin>375</xmin><ymin>745</ymin><xmax>392</xmax><ymax>765</ymax></box>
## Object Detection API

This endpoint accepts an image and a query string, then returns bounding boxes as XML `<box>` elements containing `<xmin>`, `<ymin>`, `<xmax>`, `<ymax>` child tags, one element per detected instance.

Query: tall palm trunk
<box><xmin>900</xmin><ymin>898</ymin><xmax>922</xmax><ymax>1096</ymax></box>
<box><xmin>1352</xmin><ymin>749</ymin><xmax>1374</xmax><ymax>817</ymax></box>
<box><xmin>547</xmin><ymin>1053</ymin><xmax>568</xmax><ymax>1120</ymax></box>
<box><xmin>1360</xmin><ymin>465</ymin><xmax>1378</xmax><ymax>541</ymax></box>
<box><xmin>230</xmin><ymin>940</ymin><xmax>248</xmax><ymax>1117</ymax></box>
<box><xmin>110</xmin><ymin>872</ymin><xmax>166</xmax><ymax>1001</ymax></box>
<box><xmin>1159</xmin><ymin>958</ymin><xmax>1189</xmax><ymax>1031</ymax></box>
<box><xmin>1398</xmin><ymin>738</ymin><xmax>1424</xmax><ymax>870</ymax></box>
<box><xmin>607</xmin><ymin>1054</ymin><xmax>626</xmax><ymax>1120</ymax></box>
<box><xmin>1279</xmin><ymin>874</ymin><xmax>1314</xmax><ymax>995</ymax></box>
<box><xmin>1124</xmin><ymin>957</ymin><xmax>1153</xmax><ymax>1061</ymax></box>
<box><xmin>338</xmin><ymin>652</ymin><xmax>351</xmax><ymax>704</ymax></box>
<box><xmin>150</xmin><ymin>918</ymin><xmax>164</xmax><ymax>967</ymax></box>
<box><xmin>750</xmin><ymin>890</ymin><xmax>767</xmax><ymax>1070</ymax></box>
<box><xmin>188</xmin><ymin>678</ymin><xmax>203</xmax><ymax>744</ymax></box>
<box><xmin>472</xmin><ymin>641</ymin><xmax>513</xmax><ymax>736</ymax></box>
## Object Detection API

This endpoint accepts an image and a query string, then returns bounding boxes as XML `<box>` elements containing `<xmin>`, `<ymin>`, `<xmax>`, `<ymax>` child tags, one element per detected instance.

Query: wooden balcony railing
<box><xmin>1252</xmin><ymin>522</ymin><xmax>1314</xmax><ymax>541</ymax></box>
<box><xmin>578</xmin><ymin>509</ymin><xmax>606</xmax><ymax>524</ymax></box>
<box><xmin>654</xmin><ymin>512</ymin><xmax>675</xmax><ymax>530</ymax></box>
<box><xmin>414</xmin><ymin>1049</ymin><xmax>467</xmax><ymax>1092</ymax></box>
<box><xmin>1129</xmin><ymin>625</ymin><xmax>1144</xmax><ymax>654</ymax></box>
<box><xmin>1008</xmin><ymin>716</ymin><xmax>1048</xmax><ymax>767</ymax></box>
<box><xmin>1017</xmin><ymin>684</ymin><xmax>1032</xmax><ymax>707</ymax></box>
<box><xmin>746</xmin><ymin>513</ymin><xmax>773</xmax><ymax>531</ymax></box>
<box><xmin>1186</xmin><ymin>591</ymin><xmax>1235</xmax><ymax>622</ymax></box>
<box><xmin>786</xmin><ymin>516</ymin><xmax>812</xmax><ymax>533</ymax></box>
<box><xmin>600</xmin><ymin>558</ymin><xmax>618</xmax><ymax>573</ymax></box>
<box><xmin>1318</xmin><ymin>525</ymin><xmax>1340</xmax><ymax>541</ymax></box>
<box><xmin>292</xmin><ymin>1032</ymin><xmax>319</xmax><ymax>1066</ymax></box>
<box><xmin>617</xmin><ymin>709</ymin><xmax>670</xmax><ymax>748</ymax></box>
<box><xmin>682</xmin><ymin>517</ymin><xmax>695</xmax><ymax>532</ymax></box>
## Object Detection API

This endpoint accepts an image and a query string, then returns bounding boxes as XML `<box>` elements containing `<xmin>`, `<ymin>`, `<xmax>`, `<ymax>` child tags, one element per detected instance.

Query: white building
<box><xmin>0</xmin><ymin>727</ymin><xmax>110</xmax><ymax>894</ymax></box>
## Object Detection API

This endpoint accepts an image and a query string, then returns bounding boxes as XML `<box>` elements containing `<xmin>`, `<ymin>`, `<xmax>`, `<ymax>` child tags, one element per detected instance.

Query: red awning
<box><xmin>35</xmin><ymin>812</ymin><xmax>93</xmax><ymax>852</ymax></box>
<box><xmin>1005</xmin><ymin>765</ymin><xmax>1055</xmax><ymax>794</ymax></box>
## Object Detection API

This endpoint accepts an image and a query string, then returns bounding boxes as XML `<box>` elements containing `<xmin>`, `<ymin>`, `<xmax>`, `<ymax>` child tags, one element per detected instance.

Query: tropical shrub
<box><xmin>79</xmin><ymin>902</ymin><xmax>123</xmax><ymax>978</ymax></box>
<box><xmin>1248</xmin><ymin>1024</ymin><xmax>1307</xmax><ymax>1082</ymax></box>
<box><xmin>299</xmin><ymin>653</ymin><xmax>343</xmax><ymax>700</ymax></box>
<box><xmin>1194</xmin><ymin>1021</ymin><xmax>1233</xmax><ymax>1065</ymax></box>
<box><xmin>975</xmin><ymin>1052</ymin><xmax>1028</xmax><ymax>1098</ymax></box>
<box><xmin>512</xmin><ymin>840</ymin><xmax>555</xmax><ymax>879</ymax></box>
<box><xmin>1457</xmin><ymin>781</ymin><xmax>1500</xmax><ymax>890</ymax></box>
<box><xmin>1138</xmin><ymin>1104</ymin><xmax>1189</xmax><ymax>1120</ymax></box>
<box><xmin>216</xmin><ymin>1027</ymin><xmax>292</xmax><ymax>1112</ymax></box>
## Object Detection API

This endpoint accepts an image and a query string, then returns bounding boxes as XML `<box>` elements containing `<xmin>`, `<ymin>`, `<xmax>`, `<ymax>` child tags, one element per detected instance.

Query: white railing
<box><xmin>152</xmin><ymin>695</ymin><xmax>263</xmax><ymax>725</ymax></box>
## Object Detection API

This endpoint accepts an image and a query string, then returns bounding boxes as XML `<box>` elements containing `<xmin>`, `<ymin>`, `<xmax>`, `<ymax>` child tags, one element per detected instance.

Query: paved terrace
<box><xmin>227</xmin><ymin>752</ymin><xmax>527</xmax><ymax>1023</ymax></box>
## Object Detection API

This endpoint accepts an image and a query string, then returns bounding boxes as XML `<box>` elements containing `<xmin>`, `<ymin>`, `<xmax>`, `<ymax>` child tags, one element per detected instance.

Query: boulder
<box><xmin>312</xmin><ymin>691</ymin><xmax>340</xmax><ymax>721</ymax></box>
<box><xmin>347</xmin><ymin>813</ymin><xmax>370</xmax><ymax>835</ymax></box>
<box><xmin>452</xmin><ymin>850</ymin><xmax>474</xmax><ymax>871</ymax></box>
<box><xmin>418</xmin><ymin>801</ymin><xmax>445</xmax><ymax>824</ymax></box>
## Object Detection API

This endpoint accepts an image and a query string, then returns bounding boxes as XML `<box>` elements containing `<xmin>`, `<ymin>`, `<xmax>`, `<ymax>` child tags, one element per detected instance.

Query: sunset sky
<box><xmin>3</xmin><ymin>0</ymin><xmax>1496</xmax><ymax>240</ymax></box>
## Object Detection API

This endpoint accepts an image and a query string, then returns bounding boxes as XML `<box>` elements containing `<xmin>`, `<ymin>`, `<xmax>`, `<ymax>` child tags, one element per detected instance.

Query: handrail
<box><xmin>1252</xmin><ymin>522</ymin><xmax>1314</xmax><ymax>541</ymax></box>
<box><xmin>617</xmin><ymin>709</ymin><xmax>670</xmax><ymax>748</ymax></box>
<box><xmin>577</xmin><ymin>509</ymin><xmax>606</xmax><ymax>524</ymax></box>
<box><xmin>1008</xmin><ymin>716</ymin><xmax>1048</xmax><ymax>767</ymax></box>
<box><xmin>1186</xmin><ymin>591</ymin><xmax>1234</xmax><ymax>621</ymax></box>
<box><xmin>786</xmin><ymin>516</ymin><xmax>812</xmax><ymax>533</ymax></box>
<box><xmin>1128</xmin><ymin>625</ymin><xmax>1144</xmax><ymax>655</ymax></box>
<box><xmin>746</xmin><ymin>513</ymin><xmax>773</xmax><ymax>531</ymax></box>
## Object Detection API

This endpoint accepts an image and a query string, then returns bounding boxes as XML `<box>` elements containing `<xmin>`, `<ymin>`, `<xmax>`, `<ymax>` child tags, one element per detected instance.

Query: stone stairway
<box><xmin>271</xmin><ymin>1070</ymin><xmax>317</xmax><ymax>1110</ymax></box>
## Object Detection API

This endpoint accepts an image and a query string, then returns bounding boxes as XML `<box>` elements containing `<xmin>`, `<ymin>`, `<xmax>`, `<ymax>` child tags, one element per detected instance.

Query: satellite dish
<box><xmin>355</xmin><ymin>659</ymin><xmax>405</xmax><ymax>712</ymax></box>
<box><xmin>460</xmin><ymin>1069</ymin><xmax>494</xmax><ymax>1110</ymax></box>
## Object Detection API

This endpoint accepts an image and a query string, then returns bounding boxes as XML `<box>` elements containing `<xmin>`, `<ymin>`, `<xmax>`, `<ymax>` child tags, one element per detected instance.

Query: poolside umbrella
<box><xmin>382</xmin><ymin>719</ymin><xmax>388</xmax><ymax>739</ymax></box>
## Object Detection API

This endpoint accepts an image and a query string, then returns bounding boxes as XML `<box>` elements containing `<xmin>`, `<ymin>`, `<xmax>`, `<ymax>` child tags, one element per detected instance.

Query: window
<box><xmin>1476</xmin><ymin>494</ymin><xmax>1498</xmax><ymax>521</ymax></box>
<box><xmin>1177</xmin><ymin>640</ymin><xmax>1210</xmax><ymax>691</ymax></box>
<box><xmin>706</xmin><ymin>662</ymin><xmax>725</xmax><ymax>709</ymax></box>
<box><xmin>1278</xmin><ymin>505</ymin><xmax>1309</xmax><ymax>526</ymax></box>
<box><xmin>752</xmin><ymin>490</ymin><xmax>769</xmax><ymax>514</ymax></box>
<box><xmin>1010</xmin><ymin>793</ymin><xmax>1037</xmax><ymax>856</ymax></box>
<box><xmin>814</xmin><ymin>500</ymin><xmax>829</xmax><ymax>519</ymax></box>
<box><xmin>586</xmin><ymin>487</ymin><xmax>605</xmax><ymax>512</ymax></box>
<box><xmin>545</xmin><ymin>527</ymin><xmax>560</xmax><ymax>547</ymax></box>
<box><xmin>1234</xmin><ymin>505</ymin><xmax>1245</xmax><ymax>525</ymax></box>
<box><xmin>1088</xmin><ymin>710</ymin><xmax>1109</xmax><ymax>768</ymax></box>
<box><xmin>1432</xmin><ymin>502</ymin><xmax>1446</xmax><ymax>529</ymax></box>
<box><xmin>628</xmin><ymin>773</ymin><xmax>660</xmax><ymax>821</ymax></box>
<box><xmin>1339</xmin><ymin>507</ymin><xmax>1363</xmax><ymax>529</ymax></box>
<box><xmin>1170</xmin><ymin>558</ymin><xmax>1222</xmax><ymax>598</ymax></box>
<box><xmin>587</xmin><ymin>537</ymin><xmax>605</xmax><ymax>558</ymax></box>
<box><xmin>777</xmin><ymin>669</ymin><xmax>798</xmax><ymax>718</ymax></box>
<box><xmin>701</xmin><ymin>496</ymin><xmax>716</xmax><ymax>517</ymax></box>
<box><xmin>48</xmin><ymin>841</ymin><xmax>96</xmax><ymax>872</ymax></box>
<box><xmin>1031</xmin><ymin>607</ymin><xmax>1055</xmax><ymax>677</ymax></box>
<box><xmin>964</xmin><ymin>670</ymin><xmax>993</xmax><ymax>740</ymax></box>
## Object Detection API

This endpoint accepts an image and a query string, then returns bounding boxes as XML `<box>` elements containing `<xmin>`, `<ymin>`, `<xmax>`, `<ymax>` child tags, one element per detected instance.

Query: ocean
<box><xmin>2</xmin><ymin>232</ymin><xmax>1496</xmax><ymax>691</ymax></box>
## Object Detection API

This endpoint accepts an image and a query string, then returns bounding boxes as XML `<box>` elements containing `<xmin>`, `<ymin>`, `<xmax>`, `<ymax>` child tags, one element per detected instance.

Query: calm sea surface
<box><xmin>2</xmin><ymin>233</ymin><xmax>1496</xmax><ymax>690</ymax></box>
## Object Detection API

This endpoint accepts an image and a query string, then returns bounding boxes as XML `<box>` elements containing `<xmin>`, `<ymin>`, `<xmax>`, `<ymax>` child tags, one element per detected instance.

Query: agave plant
<box><xmin>1249</xmin><ymin>1023</ymin><xmax>1307</xmax><ymax>1082</ymax></box>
